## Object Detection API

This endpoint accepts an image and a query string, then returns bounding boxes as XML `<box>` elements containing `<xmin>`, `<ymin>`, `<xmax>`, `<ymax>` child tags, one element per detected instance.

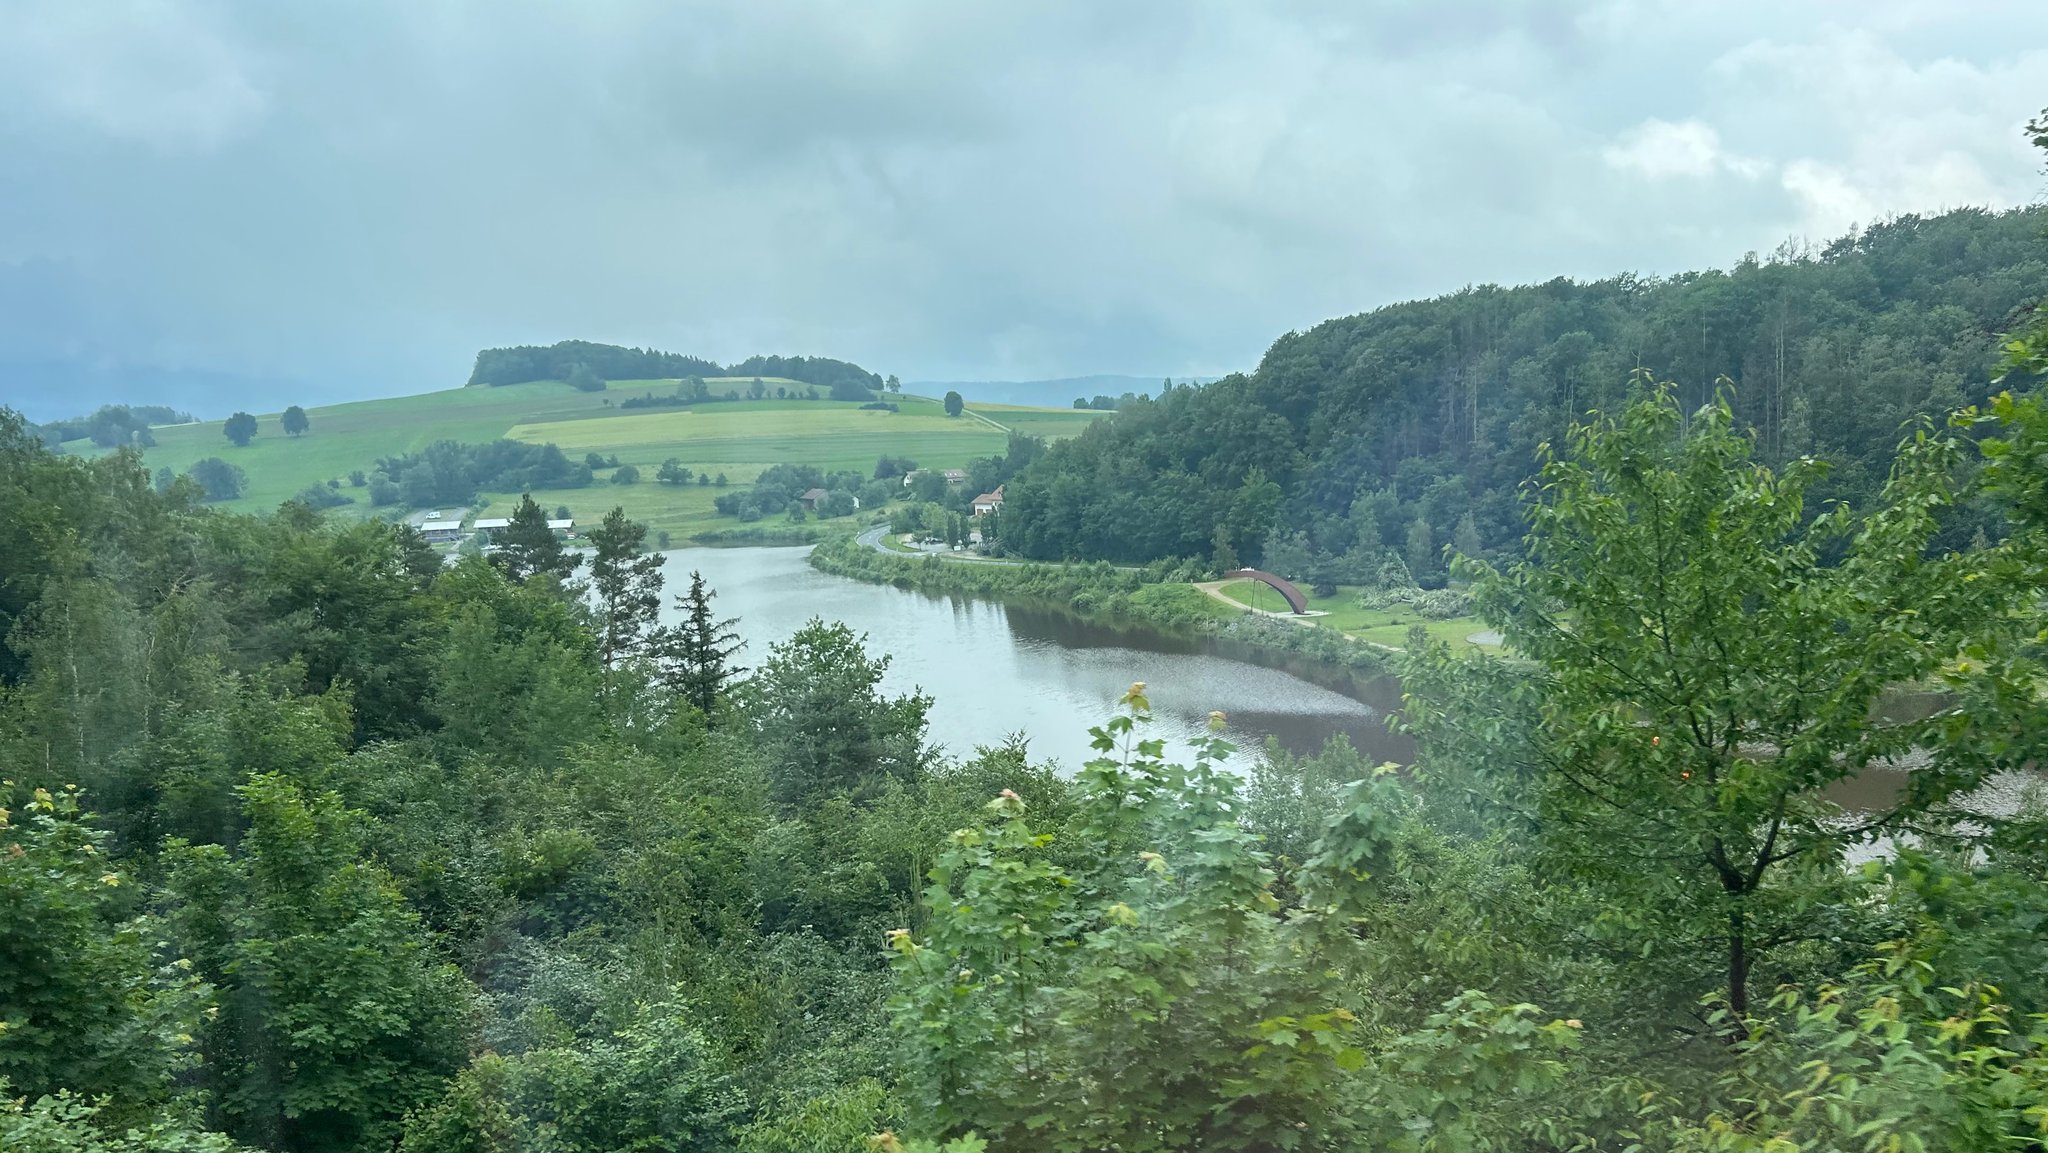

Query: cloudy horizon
<box><xmin>2</xmin><ymin>1</ymin><xmax>2043</xmax><ymax>420</ymax></box>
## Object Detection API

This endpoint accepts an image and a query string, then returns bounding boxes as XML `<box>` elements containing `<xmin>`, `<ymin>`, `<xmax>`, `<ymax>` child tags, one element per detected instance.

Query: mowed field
<box><xmin>964</xmin><ymin>402</ymin><xmax>1109</xmax><ymax>440</ymax></box>
<box><xmin>69</xmin><ymin>379</ymin><xmax>1085</xmax><ymax>538</ymax></box>
<box><xmin>1212</xmin><ymin>579</ymin><xmax>1497</xmax><ymax>651</ymax></box>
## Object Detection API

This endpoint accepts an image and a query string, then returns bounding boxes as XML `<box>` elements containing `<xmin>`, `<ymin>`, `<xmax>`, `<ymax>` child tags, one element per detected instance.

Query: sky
<box><xmin>1</xmin><ymin>0</ymin><xmax>2044</xmax><ymax>419</ymax></box>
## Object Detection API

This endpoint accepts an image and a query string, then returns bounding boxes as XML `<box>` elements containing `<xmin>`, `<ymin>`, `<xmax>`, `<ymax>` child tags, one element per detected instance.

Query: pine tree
<box><xmin>492</xmin><ymin>494</ymin><xmax>579</xmax><ymax>584</ymax></box>
<box><xmin>587</xmin><ymin>506</ymin><xmax>666</xmax><ymax>671</ymax></box>
<box><xmin>657</xmin><ymin>571</ymin><xmax>745</xmax><ymax>719</ymax></box>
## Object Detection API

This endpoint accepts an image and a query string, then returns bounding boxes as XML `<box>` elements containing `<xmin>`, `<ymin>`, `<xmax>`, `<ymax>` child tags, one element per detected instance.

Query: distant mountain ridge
<box><xmin>908</xmin><ymin>374</ymin><xmax>1221</xmax><ymax>409</ymax></box>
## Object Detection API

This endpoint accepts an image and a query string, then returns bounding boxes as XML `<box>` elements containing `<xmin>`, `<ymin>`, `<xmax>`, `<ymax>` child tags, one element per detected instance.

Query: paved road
<box><xmin>856</xmin><ymin>523</ymin><xmax>1029</xmax><ymax>564</ymax></box>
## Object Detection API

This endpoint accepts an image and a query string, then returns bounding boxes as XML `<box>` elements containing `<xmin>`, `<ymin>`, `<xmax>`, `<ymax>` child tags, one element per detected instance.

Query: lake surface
<box><xmin>655</xmin><ymin>546</ymin><xmax>1411</xmax><ymax>771</ymax></box>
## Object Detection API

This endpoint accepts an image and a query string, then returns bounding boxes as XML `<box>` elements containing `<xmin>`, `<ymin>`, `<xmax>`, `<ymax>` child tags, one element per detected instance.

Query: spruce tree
<box><xmin>587</xmin><ymin>506</ymin><xmax>665</xmax><ymax>670</ymax></box>
<box><xmin>658</xmin><ymin>570</ymin><xmax>744</xmax><ymax>719</ymax></box>
<box><xmin>492</xmin><ymin>494</ymin><xmax>578</xmax><ymax>584</ymax></box>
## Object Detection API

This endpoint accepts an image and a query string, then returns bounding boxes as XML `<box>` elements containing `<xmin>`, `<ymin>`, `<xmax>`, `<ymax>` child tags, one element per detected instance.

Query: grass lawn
<box><xmin>70</xmin><ymin>378</ymin><xmax>1086</xmax><ymax>539</ymax></box>
<box><xmin>1212</xmin><ymin>579</ymin><xmax>1496</xmax><ymax>649</ymax></box>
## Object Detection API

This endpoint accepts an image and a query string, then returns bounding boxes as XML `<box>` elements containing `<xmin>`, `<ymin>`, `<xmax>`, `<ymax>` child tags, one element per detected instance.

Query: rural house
<box><xmin>972</xmin><ymin>485</ymin><xmax>1005</xmax><ymax>515</ymax></box>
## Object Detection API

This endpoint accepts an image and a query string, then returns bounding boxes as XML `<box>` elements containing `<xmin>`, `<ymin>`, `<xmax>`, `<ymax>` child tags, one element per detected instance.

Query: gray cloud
<box><xmin>0</xmin><ymin>0</ymin><xmax>2043</xmax><ymax>418</ymax></box>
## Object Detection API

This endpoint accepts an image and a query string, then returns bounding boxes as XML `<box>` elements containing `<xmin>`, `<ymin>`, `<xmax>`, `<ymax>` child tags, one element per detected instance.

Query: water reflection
<box><xmin>655</xmin><ymin>546</ymin><xmax>1408</xmax><ymax>771</ymax></box>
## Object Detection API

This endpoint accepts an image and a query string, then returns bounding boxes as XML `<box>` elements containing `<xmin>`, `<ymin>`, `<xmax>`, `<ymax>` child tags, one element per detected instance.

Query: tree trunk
<box><xmin>1727</xmin><ymin>905</ymin><xmax>1750</xmax><ymax>1024</ymax></box>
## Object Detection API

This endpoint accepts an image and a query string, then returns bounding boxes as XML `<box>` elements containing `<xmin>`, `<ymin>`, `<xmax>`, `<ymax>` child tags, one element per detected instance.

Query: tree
<box><xmin>745</xmin><ymin>619</ymin><xmax>929</xmax><ymax>809</ymax></box>
<box><xmin>610</xmin><ymin>463</ymin><xmax>641</xmax><ymax>485</ymax></box>
<box><xmin>942</xmin><ymin>391</ymin><xmax>963</xmax><ymax>417</ymax></box>
<box><xmin>657</xmin><ymin>458</ymin><xmax>691</xmax><ymax>485</ymax></box>
<box><xmin>1451</xmin><ymin>511</ymin><xmax>1483</xmax><ymax>562</ymax></box>
<box><xmin>889</xmin><ymin>690</ymin><xmax>1581</xmax><ymax>1149</ymax></box>
<box><xmin>222</xmin><ymin>412</ymin><xmax>257</xmax><ymax>447</ymax></box>
<box><xmin>1402</xmin><ymin>380</ymin><xmax>1988</xmax><ymax>1021</ymax></box>
<box><xmin>492</xmin><ymin>494</ymin><xmax>579</xmax><ymax>584</ymax></box>
<box><xmin>820</xmin><ymin>490</ymin><xmax>856</xmax><ymax>518</ymax></box>
<box><xmin>1403</xmin><ymin>516</ymin><xmax>1435</xmax><ymax>585</ymax></box>
<box><xmin>1210</xmin><ymin>520</ymin><xmax>1236</xmax><ymax>573</ymax></box>
<box><xmin>186</xmin><ymin>457</ymin><xmax>247</xmax><ymax>501</ymax></box>
<box><xmin>711</xmin><ymin>472</ymin><xmax>726</xmax><ymax>487</ymax></box>
<box><xmin>886</xmin><ymin>374</ymin><xmax>901</xmax><ymax>393</ymax></box>
<box><xmin>587</xmin><ymin>506</ymin><xmax>664</xmax><ymax>671</ymax></box>
<box><xmin>565</xmin><ymin>362</ymin><xmax>605</xmax><ymax>392</ymax></box>
<box><xmin>656</xmin><ymin>570</ymin><xmax>745</xmax><ymax>719</ymax></box>
<box><xmin>281</xmin><ymin>406</ymin><xmax>309</xmax><ymax>437</ymax></box>
<box><xmin>747</xmin><ymin>378</ymin><xmax>768</xmax><ymax>400</ymax></box>
<box><xmin>347</xmin><ymin>469</ymin><xmax>366</xmax><ymax>487</ymax></box>
<box><xmin>0</xmin><ymin>785</ymin><xmax>207</xmax><ymax>1114</ymax></box>
<box><xmin>168</xmin><ymin>775</ymin><xmax>469</xmax><ymax>1153</ymax></box>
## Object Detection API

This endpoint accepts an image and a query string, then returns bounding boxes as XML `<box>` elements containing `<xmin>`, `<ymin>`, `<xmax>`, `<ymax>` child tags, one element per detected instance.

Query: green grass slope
<box><xmin>68</xmin><ymin>379</ymin><xmax>1087</xmax><ymax>539</ymax></box>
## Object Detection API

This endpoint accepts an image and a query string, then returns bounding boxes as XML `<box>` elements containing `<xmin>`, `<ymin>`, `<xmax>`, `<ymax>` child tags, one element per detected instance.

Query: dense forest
<box><xmin>999</xmin><ymin>206</ymin><xmax>2048</xmax><ymax>577</ymax></box>
<box><xmin>465</xmin><ymin>341</ymin><xmax>883</xmax><ymax>399</ymax></box>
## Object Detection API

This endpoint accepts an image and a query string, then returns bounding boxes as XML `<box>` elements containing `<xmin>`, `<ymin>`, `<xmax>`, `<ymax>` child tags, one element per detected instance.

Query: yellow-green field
<box><xmin>1212</xmin><ymin>579</ymin><xmax>1496</xmax><ymax>650</ymax></box>
<box><xmin>66</xmin><ymin>379</ymin><xmax>1087</xmax><ymax>538</ymax></box>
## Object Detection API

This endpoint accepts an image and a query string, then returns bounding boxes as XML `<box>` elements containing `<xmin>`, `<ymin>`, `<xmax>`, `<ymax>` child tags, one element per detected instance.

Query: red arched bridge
<box><xmin>1224</xmin><ymin>569</ymin><xmax>1308</xmax><ymax>614</ymax></box>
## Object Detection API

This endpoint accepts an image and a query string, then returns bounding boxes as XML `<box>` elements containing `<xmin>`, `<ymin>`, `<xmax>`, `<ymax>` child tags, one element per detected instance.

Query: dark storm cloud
<box><xmin>0</xmin><ymin>0</ymin><xmax>2042</xmax><ymax>418</ymax></box>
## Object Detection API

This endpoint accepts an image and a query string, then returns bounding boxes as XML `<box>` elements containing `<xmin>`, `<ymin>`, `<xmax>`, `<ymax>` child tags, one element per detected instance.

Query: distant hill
<box><xmin>468</xmin><ymin>341</ymin><xmax>884</xmax><ymax>400</ymax></box>
<box><xmin>998</xmin><ymin>206</ymin><xmax>2048</xmax><ymax>573</ymax></box>
<box><xmin>907</xmin><ymin>374</ymin><xmax>1220</xmax><ymax>409</ymax></box>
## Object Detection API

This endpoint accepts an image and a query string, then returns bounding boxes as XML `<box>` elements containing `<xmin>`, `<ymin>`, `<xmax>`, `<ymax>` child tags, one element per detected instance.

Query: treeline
<box><xmin>32</xmin><ymin>403</ymin><xmax>193</xmax><ymax>448</ymax></box>
<box><xmin>1000</xmin><ymin>206</ymin><xmax>2048</xmax><ymax>574</ymax></box>
<box><xmin>465</xmin><ymin>340</ymin><xmax>883</xmax><ymax>399</ymax></box>
<box><xmin>367</xmin><ymin>439</ymin><xmax>590</xmax><ymax>507</ymax></box>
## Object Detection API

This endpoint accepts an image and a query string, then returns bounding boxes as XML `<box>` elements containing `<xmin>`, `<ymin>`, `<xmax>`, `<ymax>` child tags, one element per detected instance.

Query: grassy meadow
<box><xmin>70</xmin><ymin>380</ymin><xmax>1084</xmax><ymax>539</ymax></box>
<box><xmin>1211</xmin><ymin>578</ymin><xmax>1496</xmax><ymax>650</ymax></box>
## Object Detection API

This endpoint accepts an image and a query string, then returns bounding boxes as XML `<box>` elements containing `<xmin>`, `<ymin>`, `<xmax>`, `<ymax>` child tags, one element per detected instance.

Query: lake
<box><xmin>655</xmin><ymin>545</ymin><xmax>1412</xmax><ymax>771</ymax></box>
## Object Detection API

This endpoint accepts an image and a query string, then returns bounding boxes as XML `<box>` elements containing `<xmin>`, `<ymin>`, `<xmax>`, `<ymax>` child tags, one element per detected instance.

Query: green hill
<box><xmin>64</xmin><ymin>377</ymin><xmax>1103</xmax><ymax>539</ymax></box>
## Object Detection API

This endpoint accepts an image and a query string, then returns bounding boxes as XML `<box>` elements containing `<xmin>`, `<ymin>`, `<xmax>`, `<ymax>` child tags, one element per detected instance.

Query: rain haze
<box><xmin>2</xmin><ymin>0</ymin><xmax>2044</xmax><ymax>419</ymax></box>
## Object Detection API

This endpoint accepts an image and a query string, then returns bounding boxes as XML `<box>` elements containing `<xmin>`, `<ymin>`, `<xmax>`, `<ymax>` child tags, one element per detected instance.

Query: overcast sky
<box><xmin>1</xmin><ymin>1</ymin><xmax>2044</xmax><ymax>416</ymax></box>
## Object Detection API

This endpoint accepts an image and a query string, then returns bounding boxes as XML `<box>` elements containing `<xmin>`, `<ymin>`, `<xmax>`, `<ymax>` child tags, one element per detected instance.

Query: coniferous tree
<box><xmin>657</xmin><ymin>570</ymin><xmax>744</xmax><ymax>719</ymax></box>
<box><xmin>587</xmin><ymin>506</ymin><xmax>664</xmax><ymax>671</ymax></box>
<box><xmin>492</xmin><ymin>494</ymin><xmax>579</xmax><ymax>584</ymax></box>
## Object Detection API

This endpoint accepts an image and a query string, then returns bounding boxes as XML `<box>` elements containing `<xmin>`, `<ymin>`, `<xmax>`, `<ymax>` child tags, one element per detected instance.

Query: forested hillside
<box><xmin>1000</xmin><ymin>206</ymin><xmax>2048</xmax><ymax>576</ymax></box>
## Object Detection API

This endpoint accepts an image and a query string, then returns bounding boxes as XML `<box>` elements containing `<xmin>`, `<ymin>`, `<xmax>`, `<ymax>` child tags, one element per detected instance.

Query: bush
<box><xmin>185</xmin><ymin>457</ymin><xmax>246</xmax><ymax>501</ymax></box>
<box><xmin>293</xmin><ymin>484</ymin><xmax>356</xmax><ymax>509</ymax></box>
<box><xmin>1355</xmin><ymin>585</ymin><xmax>1471</xmax><ymax>619</ymax></box>
<box><xmin>611</xmin><ymin>464</ymin><xmax>641</xmax><ymax>485</ymax></box>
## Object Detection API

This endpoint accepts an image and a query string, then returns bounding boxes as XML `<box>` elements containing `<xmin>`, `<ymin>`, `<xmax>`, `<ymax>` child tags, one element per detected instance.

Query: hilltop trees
<box><xmin>223</xmin><ymin>411</ymin><xmax>258</xmax><ymax>446</ymax></box>
<box><xmin>281</xmin><ymin>405</ymin><xmax>309</xmax><ymax>437</ymax></box>
<box><xmin>999</xmin><ymin>205</ymin><xmax>2048</xmax><ymax>565</ymax></box>
<box><xmin>942</xmin><ymin>390</ymin><xmax>964</xmax><ymax>417</ymax></box>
